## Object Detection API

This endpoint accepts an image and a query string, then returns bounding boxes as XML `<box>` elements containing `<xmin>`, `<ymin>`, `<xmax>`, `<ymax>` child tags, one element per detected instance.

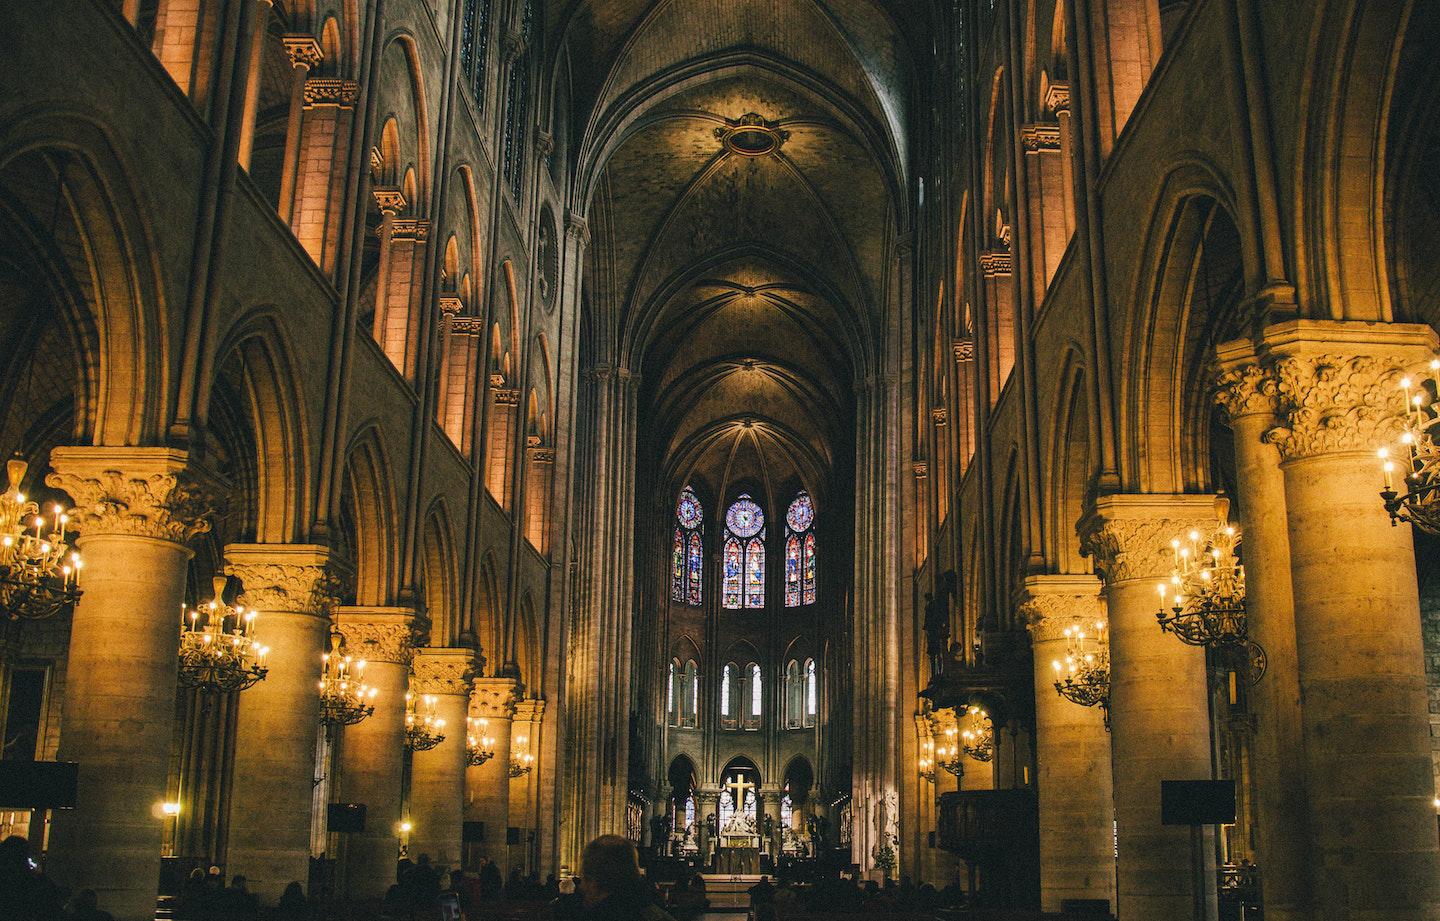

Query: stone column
<box><xmin>467</xmin><ymin>677</ymin><xmax>517</xmax><ymax>874</ymax></box>
<box><xmin>695</xmin><ymin>789</ymin><xmax>719</xmax><ymax>867</ymax></box>
<box><xmin>1019</xmin><ymin>574</ymin><xmax>1115</xmax><ymax>912</ymax></box>
<box><xmin>409</xmin><ymin>648</ymin><xmax>475</xmax><ymax>870</ymax></box>
<box><xmin>276</xmin><ymin>34</ymin><xmax>322</xmax><ymax>222</ymax></box>
<box><xmin>333</xmin><ymin>607</ymin><xmax>414</xmax><ymax>898</ymax></box>
<box><xmin>1082</xmin><ymin>494</ymin><xmax>1218</xmax><ymax>921</ymax></box>
<box><xmin>45</xmin><ymin>448</ymin><xmax>212</xmax><ymax>921</ymax></box>
<box><xmin>222</xmin><ymin>544</ymin><xmax>331</xmax><ymax>901</ymax></box>
<box><xmin>760</xmin><ymin>787</ymin><xmax>784</xmax><ymax>858</ymax></box>
<box><xmin>1213</xmin><ymin>343</ymin><xmax>1313</xmax><ymax>921</ymax></box>
<box><xmin>1261</xmin><ymin>320</ymin><xmax>1440</xmax><ymax>918</ymax></box>
<box><xmin>509</xmin><ymin>698</ymin><xmax>545</xmax><ymax>873</ymax></box>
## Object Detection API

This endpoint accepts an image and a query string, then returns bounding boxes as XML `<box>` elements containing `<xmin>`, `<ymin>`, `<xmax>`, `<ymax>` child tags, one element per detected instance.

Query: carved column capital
<box><xmin>46</xmin><ymin>447</ymin><xmax>215</xmax><ymax>545</ymax></box>
<box><xmin>979</xmin><ymin>250</ymin><xmax>1012</xmax><ymax>277</ymax></box>
<box><xmin>514</xmin><ymin>697</ymin><xmax>545</xmax><ymax>724</ymax></box>
<box><xmin>224</xmin><ymin>544</ymin><xmax>332</xmax><ymax>614</ymax></box>
<box><xmin>372</xmin><ymin>188</ymin><xmax>407</xmax><ymax>214</ymax></box>
<box><xmin>282</xmin><ymin>34</ymin><xmax>323</xmax><ymax>70</ymax></box>
<box><xmin>303</xmin><ymin>77</ymin><xmax>359</xmax><ymax>108</ymax></box>
<box><xmin>411</xmin><ymin>647</ymin><xmax>477</xmax><ymax>696</ymax></box>
<box><xmin>565</xmin><ymin>210</ymin><xmax>590</xmax><ymax>247</ymax></box>
<box><xmin>1044</xmin><ymin>82</ymin><xmax>1071</xmax><ymax>114</ymax></box>
<box><xmin>1212</xmin><ymin>355</ymin><xmax>1276</xmax><ymax>422</ymax></box>
<box><xmin>1018</xmin><ymin>574</ymin><xmax>1106</xmax><ymax>643</ymax></box>
<box><xmin>1020</xmin><ymin>123</ymin><xmax>1062</xmax><ymax>152</ymax></box>
<box><xmin>333</xmin><ymin>606</ymin><xmax>418</xmax><ymax>665</ymax></box>
<box><xmin>471</xmin><ymin>676</ymin><xmax>520</xmax><ymax>719</ymax></box>
<box><xmin>1259</xmin><ymin>320</ymin><xmax>1438</xmax><ymax>461</ymax></box>
<box><xmin>1079</xmin><ymin>494</ymin><xmax>1219</xmax><ymax>586</ymax></box>
<box><xmin>953</xmin><ymin>338</ymin><xmax>975</xmax><ymax>363</ymax></box>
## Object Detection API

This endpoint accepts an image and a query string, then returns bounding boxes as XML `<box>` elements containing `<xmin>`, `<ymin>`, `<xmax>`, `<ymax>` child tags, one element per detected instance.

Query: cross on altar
<box><xmin>724</xmin><ymin>773</ymin><xmax>755</xmax><ymax>809</ymax></box>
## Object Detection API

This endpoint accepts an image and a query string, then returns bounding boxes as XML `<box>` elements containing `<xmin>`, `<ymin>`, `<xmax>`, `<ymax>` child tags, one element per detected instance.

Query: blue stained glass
<box><xmin>671</xmin><ymin>528</ymin><xmax>685</xmax><ymax>602</ymax></box>
<box><xmin>786</xmin><ymin>492</ymin><xmax>814</xmax><ymax>532</ymax></box>
<box><xmin>803</xmin><ymin>532</ymin><xmax>817</xmax><ymax>605</ymax></box>
<box><xmin>726</xmin><ymin>495</ymin><xmax>764</xmax><ymax>538</ymax></box>
<box><xmin>723</xmin><ymin>538</ymin><xmax>743</xmax><ymax>609</ymax></box>
<box><xmin>745</xmin><ymin>538</ymin><xmax>765</xmax><ymax>608</ymax></box>
<box><xmin>677</xmin><ymin>487</ymin><xmax>703</xmax><ymax>529</ymax></box>
<box><xmin>785</xmin><ymin>534</ymin><xmax>801</xmax><ymax>607</ymax></box>
<box><xmin>687</xmin><ymin>531</ymin><xmax>703</xmax><ymax>606</ymax></box>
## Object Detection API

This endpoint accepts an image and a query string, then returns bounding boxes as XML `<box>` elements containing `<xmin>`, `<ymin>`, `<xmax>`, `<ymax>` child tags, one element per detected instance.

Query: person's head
<box><xmin>188</xmin><ymin>867</ymin><xmax>205</xmax><ymax>881</ymax></box>
<box><xmin>207</xmin><ymin>865</ymin><xmax>222</xmax><ymax>878</ymax></box>
<box><xmin>417</xmin><ymin>853</ymin><xmax>431</xmax><ymax>867</ymax></box>
<box><xmin>232</xmin><ymin>875</ymin><xmax>248</xmax><ymax>890</ymax></box>
<box><xmin>864</xmin><ymin>880</ymin><xmax>880</xmax><ymax>895</ymax></box>
<box><xmin>579</xmin><ymin>835</ymin><xmax>641</xmax><ymax>906</ymax></box>
<box><xmin>280</xmin><ymin>881</ymin><xmax>304</xmax><ymax>905</ymax></box>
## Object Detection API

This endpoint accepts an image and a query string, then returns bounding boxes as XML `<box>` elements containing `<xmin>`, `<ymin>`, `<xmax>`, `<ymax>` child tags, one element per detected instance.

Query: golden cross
<box><xmin>723</xmin><ymin>773</ymin><xmax>755</xmax><ymax>808</ymax></box>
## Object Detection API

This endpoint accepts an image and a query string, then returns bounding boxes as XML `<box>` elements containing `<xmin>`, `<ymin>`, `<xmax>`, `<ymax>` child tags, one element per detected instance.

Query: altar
<box><xmin>715</xmin><ymin>845</ymin><xmax>760</xmax><ymax>874</ymax></box>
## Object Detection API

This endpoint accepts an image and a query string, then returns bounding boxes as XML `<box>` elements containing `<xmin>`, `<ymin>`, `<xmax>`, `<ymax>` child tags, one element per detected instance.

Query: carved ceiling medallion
<box><xmin>715</xmin><ymin>113</ymin><xmax>789</xmax><ymax>157</ymax></box>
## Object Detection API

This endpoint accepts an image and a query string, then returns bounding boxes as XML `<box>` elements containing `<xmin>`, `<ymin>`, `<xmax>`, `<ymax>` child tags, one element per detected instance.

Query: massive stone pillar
<box><xmin>1213</xmin><ymin>343</ymin><xmax>1313</xmax><ymax>921</ymax></box>
<box><xmin>1082</xmin><ymin>494</ymin><xmax>1217</xmax><ymax>921</ymax></box>
<box><xmin>223</xmin><ymin>544</ymin><xmax>331</xmax><ymax>901</ymax></box>
<box><xmin>760</xmin><ymin>786</ymin><xmax>784</xmax><ymax>857</ymax></box>
<box><xmin>1020</xmin><ymin>574</ymin><xmax>1116</xmax><ymax>912</ymax></box>
<box><xmin>45</xmin><ymin>447</ymin><xmax>211</xmax><ymax>921</ymax></box>
<box><xmin>510</xmin><ymin>698</ymin><xmax>545</xmax><ymax>873</ymax></box>
<box><xmin>409</xmin><ymin>648</ymin><xmax>474</xmax><ymax>870</ymax></box>
<box><xmin>334</xmin><ymin>606</ymin><xmax>414</xmax><ymax>898</ymax></box>
<box><xmin>1261</xmin><ymin>320</ymin><xmax>1440</xmax><ymax>919</ymax></box>
<box><xmin>695</xmin><ymin>789</ymin><xmax>719</xmax><ymax>868</ymax></box>
<box><xmin>468</xmin><ymin>677</ymin><xmax>517</xmax><ymax>874</ymax></box>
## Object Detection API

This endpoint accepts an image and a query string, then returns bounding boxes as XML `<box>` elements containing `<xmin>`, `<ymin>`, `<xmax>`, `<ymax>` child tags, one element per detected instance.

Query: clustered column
<box><xmin>468</xmin><ymin>676</ymin><xmax>518</xmax><ymax>874</ymax></box>
<box><xmin>1261</xmin><ymin>320</ymin><xmax>1440</xmax><ymax>916</ymax></box>
<box><xmin>44</xmin><ymin>448</ymin><xmax>212</xmax><ymax>921</ymax></box>
<box><xmin>1020</xmin><ymin>574</ymin><xmax>1115</xmax><ymax>912</ymax></box>
<box><xmin>223</xmin><ymin>544</ymin><xmax>331</xmax><ymax>901</ymax></box>
<box><xmin>334</xmin><ymin>606</ymin><xmax>415</xmax><ymax>898</ymax></box>
<box><xmin>1082</xmin><ymin>494</ymin><xmax>1218</xmax><ymax>921</ymax></box>
<box><xmin>408</xmin><ymin>647</ymin><xmax>476</xmax><ymax>869</ymax></box>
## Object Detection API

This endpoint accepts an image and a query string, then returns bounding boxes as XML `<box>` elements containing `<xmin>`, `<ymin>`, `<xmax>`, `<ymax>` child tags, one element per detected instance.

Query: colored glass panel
<box><xmin>726</xmin><ymin>495</ymin><xmax>764</xmax><ymax>538</ymax></box>
<box><xmin>785</xmin><ymin>534</ymin><xmax>801</xmax><ymax>607</ymax></box>
<box><xmin>786</xmin><ymin>492</ymin><xmax>814</xmax><ymax>532</ymax></box>
<box><xmin>677</xmin><ymin>487</ymin><xmax>703</xmax><ymax>529</ymax></box>
<box><xmin>723</xmin><ymin>538</ymin><xmax>742</xmax><ymax>608</ymax></box>
<box><xmin>804</xmin><ymin>531</ymin><xmax>817</xmax><ymax>605</ymax></box>
<box><xmin>671</xmin><ymin>528</ymin><xmax>684</xmax><ymax>602</ymax></box>
<box><xmin>745</xmin><ymin>538</ymin><xmax>765</xmax><ymax>608</ymax></box>
<box><xmin>687</xmin><ymin>531</ymin><xmax>703</xmax><ymax>605</ymax></box>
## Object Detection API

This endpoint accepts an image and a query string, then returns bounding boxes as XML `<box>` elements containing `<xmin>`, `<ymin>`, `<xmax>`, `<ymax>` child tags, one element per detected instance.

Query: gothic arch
<box><xmin>475</xmin><ymin>550</ymin><xmax>503</xmax><ymax>671</ymax></box>
<box><xmin>339</xmin><ymin>423</ymin><xmax>400</xmax><ymax>605</ymax></box>
<box><xmin>1122</xmin><ymin>163</ymin><xmax>1252</xmax><ymax>494</ymax></box>
<box><xmin>0</xmin><ymin>113</ymin><xmax>167</xmax><ymax>447</ymax></box>
<box><xmin>1045</xmin><ymin>346</ymin><xmax>1094</xmax><ymax>573</ymax></box>
<box><xmin>420</xmin><ymin>498</ymin><xmax>460</xmax><ymax>646</ymax></box>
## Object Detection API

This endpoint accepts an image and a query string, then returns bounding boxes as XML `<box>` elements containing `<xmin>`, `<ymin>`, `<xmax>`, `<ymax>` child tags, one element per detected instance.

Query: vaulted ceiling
<box><xmin>556</xmin><ymin>0</ymin><xmax>918</xmax><ymax>499</ymax></box>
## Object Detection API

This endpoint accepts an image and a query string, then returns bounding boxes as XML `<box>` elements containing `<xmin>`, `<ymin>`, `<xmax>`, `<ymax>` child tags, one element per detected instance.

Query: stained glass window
<box><xmin>673</xmin><ymin>486</ymin><xmax>703</xmax><ymax>606</ymax></box>
<box><xmin>671</xmin><ymin>529</ymin><xmax>685</xmax><ymax>603</ymax></box>
<box><xmin>667</xmin><ymin>660</ymin><xmax>675</xmax><ymax>716</ymax></box>
<box><xmin>719</xmin><ymin>790</ymin><xmax>735</xmax><ymax>830</ymax></box>
<box><xmin>781</xmin><ymin>794</ymin><xmax>793</xmax><ymax>831</ymax></box>
<box><xmin>785</xmin><ymin>492</ymin><xmax>817</xmax><ymax>607</ymax></box>
<box><xmin>721</xmin><ymin>663</ymin><xmax>733</xmax><ymax>717</ymax></box>
<box><xmin>687</xmin><ymin>532</ymin><xmax>702</xmax><ymax>605</ymax></box>
<box><xmin>724</xmin><ymin>495</ymin><xmax>765</xmax><ymax>609</ymax></box>
<box><xmin>723</xmin><ymin>538</ymin><xmax>743</xmax><ymax>609</ymax></box>
<box><xmin>750</xmin><ymin>662</ymin><xmax>763</xmax><ymax>718</ymax></box>
<box><xmin>805</xmin><ymin>658</ymin><xmax>817</xmax><ymax>724</ymax></box>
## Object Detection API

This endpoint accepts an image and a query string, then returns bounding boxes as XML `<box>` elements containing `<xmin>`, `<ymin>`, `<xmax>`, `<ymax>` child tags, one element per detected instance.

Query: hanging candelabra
<box><xmin>404</xmin><ymin>692</ymin><xmax>446</xmax><ymax>751</ymax></box>
<box><xmin>1155</xmin><ymin>496</ymin><xmax>1267</xmax><ymax>684</ymax></box>
<box><xmin>1052</xmin><ymin>618</ymin><xmax>1111</xmax><ymax>729</ymax></box>
<box><xmin>177</xmin><ymin>576</ymin><xmax>269</xmax><ymax>693</ymax></box>
<box><xmin>960</xmin><ymin>706</ymin><xmax>994</xmax><ymax>763</ymax></box>
<box><xmin>509</xmin><ymin>735</ymin><xmax>534</xmax><ymax>777</ymax></box>
<box><xmin>467</xmin><ymin>716</ymin><xmax>496</xmax><ymax>766</ymax></box>
<box><xmin>0</xmin><ymin>457</ymin><xmax>82</xmax><ymax>621</ymax></box>
<box><xmin>1379</xmin><ymin>357</ymin><xmax>1440</xmax><ymax>534</ymax></box>
<box><xmin>319</xmin><ymin>627</ymin><xmax>376</xmax><ymax>728</ymax></box>
<box><xmin>934</xmin><ymin>725</ymin><xmax>964</xmax><ymax>777</ymax></box>
<box><xmin>918</xmin><ymin>738</ymin><xmax>936</xmax><ymax>784</ymax></box>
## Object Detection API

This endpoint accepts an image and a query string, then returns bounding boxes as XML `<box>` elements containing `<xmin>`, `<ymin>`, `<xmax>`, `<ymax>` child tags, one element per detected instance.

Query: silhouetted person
<box><xmin>275</xmin><ymin>882</ymin><xmax>307</xmax><ymax>919</ymax></box>
<box><xmin>478</xmin><ymin>856</ymin><xmax>502</xmax><ymax>900</ymax></box>
<box><xmin>578</xmin><ymin>835</ymin><xmax>675</xmax><ymax>921</ymax></box>
<box><xmin>217</xmin><ymin>875</ymin><xmax>258</xmax><ymax>914</ymax></box>
<box><xmin>748</xmin><ymin>875</ymin><xmax>775</xmax><ymax>908</ymax></box>
<box><xmin>0</xmin><ymin>836</ymin><xmax>64</xmax><ymax>921</ymax></box>
<box><xmin>406</xmin><ymin>854</ymin><xmax>441</xmax><ymax>906</ymax></box>
<box><xmin>65</xmin><ymin>889</ymin><xmax>115</xmax><ymax>921</ymax></box>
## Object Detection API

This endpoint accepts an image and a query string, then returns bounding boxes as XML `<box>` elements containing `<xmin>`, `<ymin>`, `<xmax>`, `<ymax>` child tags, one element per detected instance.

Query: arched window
<box><xmin>720</xmin><ymin>663</ymin><xmax>737</xmax><ymax>730</ymax></box>
<box><xmin>672</xmin><ymin>486</ymin><xmax>703</xmax><ymax>605</ymax></box>
<box><xmin>804</xmin><ymin>658</ymin><xmax>817</xmax><ymax>728</ymax></box>
<box><xmin>748</xmin><ymin>662</ymin><xmax>763</xmax><ymax>728</ymax></box>
<box><xmin>781</xmin><ymin>793</ymin><xmax>793</xmax><ymax>832</ymax></box>
<box><xmin>723</xmin><ymin>495</ymin><xmax>765</xmax><ymax>609</ymax></box>
<box><xmin>784</xmin><ymin>492</ymin><xmax>816</xmax><ymax>607</ymax></box>
<box><xmin>500</xmin><ymin>0</ymin><xmax>533</xmax><ymax>200</ymax></box>
<box><xmin>681</xmin><ymin>659</ymin><xmax>699</xmax><ymax>729</ymax></box>
<box><xmin>785</xmin><ymin>659</ymin><xmax>802</xmax><ymax>729</ymax></box>
<box><xmin>684</xmin><ymin>794</ymin><xmax>696</xmax><ymax>833</ymax></box>
<box><xmin>459</xmin><ymin>0</ymin><xmax>493</xmax><ymax>103</ymax></box>
<box><xmin>667</xmin><ymin>659</ymin><xmax>677</xmax><ymax>720</ymax></box>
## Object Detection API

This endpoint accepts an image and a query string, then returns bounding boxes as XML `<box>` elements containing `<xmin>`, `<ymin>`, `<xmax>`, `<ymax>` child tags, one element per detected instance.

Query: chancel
<box><xmin>1</xmin><ymin>1</ymin><xmax>1439</xmax><ymax>920</ymax></box>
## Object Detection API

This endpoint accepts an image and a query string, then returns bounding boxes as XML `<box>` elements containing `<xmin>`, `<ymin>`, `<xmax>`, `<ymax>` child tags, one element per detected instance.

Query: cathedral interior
<box><xmin>2</xmin><ymin>0</ymin><xmax>1440</xmax><ymax>919</ymax></box>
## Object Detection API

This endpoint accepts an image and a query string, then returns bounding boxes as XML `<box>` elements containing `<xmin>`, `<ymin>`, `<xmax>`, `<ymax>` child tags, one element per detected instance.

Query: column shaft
<box><xmin>408</xmin><ymin>648</ymin><xmax>474</xmax><ymax>869</ymax></box>
<box><xmin>468</xmin><ymin>677</ymin><xmax>517</xmax><ymax>876</ymax></box>
<box><xmin>45</xmin><ymin>447</ymin><xmax>210</xmax><ymax>921</ymax></box>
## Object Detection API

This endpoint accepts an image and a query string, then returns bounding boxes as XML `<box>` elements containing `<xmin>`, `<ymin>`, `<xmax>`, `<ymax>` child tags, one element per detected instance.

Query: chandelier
<box><xmin>404</xmin><ymin>692</ymin><xmax>446</xmax><ymax>751</ymax></box>
<box><xmin>1154</xmin><ymin>496</ymin><xmax>1267</xmax><ymax>684</ymax></box>
<box><xmin>960</xmin><ymin>707</ymin><xmax>994</xmax><ymax>763</ymax></box>
<box><xmin>467</xmin><ymin>716</ymin><xmax>496</xmax><ymax>767</ymax></box>
<box><xmin>509</xmin><ymin>750</ymin><xmax>535</xmax><ymax>778</ymax></box>
<box><xmin>918</xmin><ymin>739</ymin><xmax>936</xmax><ymax>784</ymax></box>
<box><xmin>1052</xmin><ymin>618</ymin><xmax>1111</xmax><ymax>729</ymax></box>
<box><xmin>1379</xmin><ymin>358</ymin><xmax>1440</xmax><ymax>534</ymax></box>
<box><xmin>0</xmin><ymin>457</ymin><xmax>82</xmax><ymax>620</ymax></box>
<box><xmin>178</xmin><ymin>576</ymin><xmax>269</xmax><ymax>692</ymax></box>
<box><xmin>934</xmin><ymin>725</ymin><xmax>964</xmax><ymax>777</ymax></box>
<box><xmin>318</xmin><ymin>627</ymin><xmax>376</xmax><ymax>728</ymax></box>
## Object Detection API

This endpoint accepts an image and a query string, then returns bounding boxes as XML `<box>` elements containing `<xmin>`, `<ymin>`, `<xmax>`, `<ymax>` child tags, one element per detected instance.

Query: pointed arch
<box><xmin>339</xmin><ymin>424</ymin><xmax>400</xmax><ymax>605</ymax></box>
<box><xmin>420</xmin><ymin>498</ymin><xmax>460</xmax><ymax>646</ymax></box>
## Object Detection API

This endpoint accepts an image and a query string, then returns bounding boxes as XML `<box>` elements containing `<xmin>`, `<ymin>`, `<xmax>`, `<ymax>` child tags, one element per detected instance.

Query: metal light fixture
<box><xmin>934</xmin><ymin>725</ymin><xmax>964</xmax><ymax>777</ymax></box>
<box><xmin>1379</xmin><ymin>357</ymin><xmax>1440</xmax><ymax>534</ymax></box>
<box><xmin>960</xmin><ymin>706</ymin><xmax>994</xmax><ymax>763</ymax></box>
<box><xmin>404</xmin><ymin>692</ymin><xmax>446</xmax><ymax>751</ymax></box>
<box><xmin>177</xmin><ymin>576</ymin><xmax>269</xmax><ymax>693</ymax></box>
<box><xmin>1155</xmin><ymin>496</ymin><xmax>1266</xmax><ymax>684</ymax></box>
<box><xmin>1052</xmin><ymin>618</ymin><xmax>1111</xmax><ymax>729</ymax></box>
<box><xmin>509</xmin><ymin>750</ymin><xmax>535</xmax><ymax>778</ymax></box>
<box><xmin>467</xmin><ymin>716</ymin><xmax>495</xmax><ymax>766</ymax></box>
<box><xmin>319</xmin><ymin>627</ymin><xmax>376</xmax><ymax>728</ymax></box>
<box><xmin>0</xmin><ymin>457</ymin><xmax>82</xmax><ymax>620</ymax></box>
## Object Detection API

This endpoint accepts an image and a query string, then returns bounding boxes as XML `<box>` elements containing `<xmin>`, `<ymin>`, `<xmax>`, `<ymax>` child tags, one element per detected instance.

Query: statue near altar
<box><xmin>713</xmin><ymin>772</ymin><xmax>762</xmax><ymax>873</ymax></box>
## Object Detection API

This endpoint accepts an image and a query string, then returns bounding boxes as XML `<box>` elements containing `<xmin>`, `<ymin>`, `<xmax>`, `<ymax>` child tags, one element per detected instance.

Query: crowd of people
<box><xmin>0</xmin><ymin>836</ymin><xmax>114</xmax><ymax>921</ymax></box>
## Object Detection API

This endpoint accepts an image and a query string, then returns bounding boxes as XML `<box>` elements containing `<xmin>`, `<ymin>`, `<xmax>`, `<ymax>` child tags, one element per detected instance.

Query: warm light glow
<box><xmin>161</xmin><ymin>801</ymin><xmax>181</xmax><ymax>816</ymax></box>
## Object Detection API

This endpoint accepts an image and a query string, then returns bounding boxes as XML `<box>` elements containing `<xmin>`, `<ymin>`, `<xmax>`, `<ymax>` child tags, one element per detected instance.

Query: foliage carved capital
<box><xmin>471</xmin><ymin>676</ymin><xmax>520</xmax><ymax>719</ymax></box>
<box><xmin>1263</xmin><ymin>354</ymin><xmax>1407</xmax><ymax>460</ymax></box>
<box><xmin>411</xmin><ymin>648</ymin><xmax>477</xmax><ymax>696</ymax></box>
<box><xmin>1079</xmin><ymin>495</ymin><xmax>1217</xmax><ymax>586</ymax></box>
<box><xmin>1212</xmin><ymin>363</ymin><xmax>1276</xmax><ymax>421</ymax></box>
<box><xmin>46</xmin><ymin>447</ymin><xmax>215</xmax><ymax>545</ymax></box>
<box><xmin>334</xmin><ymin>607</ymin><xmax>417</xmax><ymax>665</ymax></box>
<box><xmin>225</xmin><ymin>544</ymin><xmax>333</xmax><ymax>614</ymax></box>
<box><xmin>1017</xmin><ymin>575</ymin><xmax>1105</xmax><ymax>644</ymax></box>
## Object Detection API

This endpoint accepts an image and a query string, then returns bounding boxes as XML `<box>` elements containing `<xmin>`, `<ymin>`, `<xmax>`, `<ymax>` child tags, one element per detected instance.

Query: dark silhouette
<box><xmin>477</xmin><ymin>856</ymin><xmax>503</xmax><ymax>900</ymax></box>
<box><xmin>576</xmin><ymin>835</ymin><xmax>674</xmax><ymax>920</ymax></box>
<box><xmin>0</xmin><ymin>836</ymin><xmax>65</xmax><ymax>921</ymax></box>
